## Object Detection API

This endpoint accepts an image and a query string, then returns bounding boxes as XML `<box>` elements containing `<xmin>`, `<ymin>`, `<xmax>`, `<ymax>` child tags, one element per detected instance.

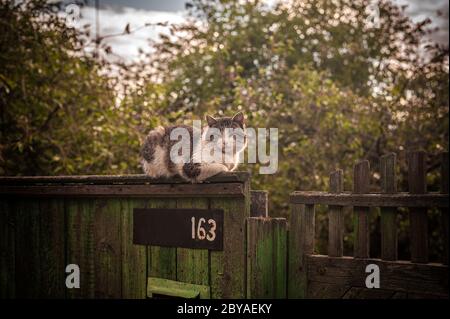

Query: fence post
<box><xmin>288</xmin><ymin>203</ymin><xmax>315</xmax><ymax>298</ymax></box>
<box><xmin>328</xmin><ymin>169</ymin><xmax>344</xmax><ymax>257</ymax></box>
<box><xmin>247</xmin><ymin>217</ymin><xmax>287</xmax><ymax>298</ymax></box>
<box><xmin>380</xmin><ymin>153</ymin><xmax>398</xmax><ymax>261</ymax></box>
<box><xmin>408</xmin><ymin>151</ymin><xmax>428</xmax><ymax>263</ymax></box>
<box><xmin>440</xmin><ymin>152</ymin><xmax>448</xmax><ymax>265</ymax></box>
<box><xmin>353</xmin><ymin>160</ymin><xmax>370</xmax><ymax>258</ymax></box>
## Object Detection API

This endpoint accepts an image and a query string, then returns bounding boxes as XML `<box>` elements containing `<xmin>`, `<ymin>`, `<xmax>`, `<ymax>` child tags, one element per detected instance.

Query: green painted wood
<box><xmin>0</xmin><ymin>199</ymin><xmax>15</xmax><ymax>298</ymax></box>
<box><xmin>246</xmin><ymin>217</ymin><xmax>287</xmax><ymax>298</ymax></box>
<box><xmin>93</xmin><ymin>199</ymin><xmax>122</xmax><ymax>298</ymax></box>
<box><xmin>147</xmin><ymin>277</ymin><xmax>210</xmax><ymax>299</ymax></box>
<box><xmin>121</xmin><ymin>199</ymin><xmax>147</xmax><ymax>299</ymax></box>
<box><xmin>14</xmin><ymin>199</ymin><xmax>41</xmax><ymax>298</ymax></box>
<box><xmin>288</xmin><ymin>203</ymin><xmax>315</xmax><ymax>298</ymax></box>
<box><xmin>210</xmin><ymin>196</ymin><xmax>249</xmax><ymax>299</ymax></box>
<box><xmin>147</xmin><ymin>198</ymin><xmax>177</xmax><ymax>281</ymax></box>
<box><xmin>176</xmin><ymin>198</ymin><xmax>209</xmax><ymax>286</ymax></box>
<box><xmin>39</xmin><ymin>199</ymin><xmax>66</xmax><ymax>298</ymax></box>
<box><xmin>66</xmin><ymin>199</ymin><xmax>95</xmax><ymax>298</ymax></box>
<box><xmin>272</xmin><ymin>218</ymin><xmax>287</xmax><ymax>298</ymax></box>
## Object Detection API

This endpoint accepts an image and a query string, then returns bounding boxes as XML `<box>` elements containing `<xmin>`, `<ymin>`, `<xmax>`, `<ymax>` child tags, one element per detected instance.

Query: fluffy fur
<box><xmin>140</xmin><ymin>112</ymin><xmax>247</xmax><ymax>182</ymax></box>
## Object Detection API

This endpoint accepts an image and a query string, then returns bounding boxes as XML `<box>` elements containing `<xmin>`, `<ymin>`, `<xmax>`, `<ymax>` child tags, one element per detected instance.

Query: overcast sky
<box><xmin>72</xmin><ymin>0</ymin><xmax>449</xmax><ymax>61</ymax></box>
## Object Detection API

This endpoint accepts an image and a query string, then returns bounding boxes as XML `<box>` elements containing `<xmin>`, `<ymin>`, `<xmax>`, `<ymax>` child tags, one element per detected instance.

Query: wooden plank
<box><xmin>250</xmin><ymin>190</ymin><xmax>268</xmax><ymax>217</ymax></box>
<box><xmin>306</xmin><ymin>255</ymin><xmax>448</xmax><ymax>297</ymax></box>
<box><xmin>66</xmin><ymin>199</ymin><xmax>95</xmax><ymax>298</ymax></box>
<box><xmin>148</xmin><ymin>198</ymin><xmax>177</xmax><ymax>281</ymax></box>
<box><xmin>342</xmin><ymin>287</ymin><xmax>398</xmax><ymax>299</ymax></box>
<box><xmin>307</xmin><ymin>282</ymin><xmax>350</xmax><ymax>299</ymax></box>
<box><xmin>39</xmin><ymin>199</ymin><xmax>66</xmax><ymax>298</ymax></box>
<box><xmin>14</xmin><ymin>199</ymin><xmax>41</xmax><ymax>298</ymax></box>
<box><xmin>290</xmin><ymin>192</ymin><xmax>448</xmax><ymax>207</ymax></box>
<box><xmin>176</xmin><ymin>198</ymin><xmax>209</xmax><ymax>286</ymax></box>
<box><xmin>210</xmin><ymin>195</ymin><xmax>249</xmax><ymax>298</ymax></box>
<box><xmin>0</xmin><ymin>183</ymin><xmax>245</xmax><ymax>198</ymax></box>
<box><xmin>288</xmin><ymin>203</ymin><xmax>315</xmax><ymax>298</ymax></box>
<box><xmin>408</xmin><ymin>151</ymin><xmax>428</xmax><ymax>263</ymax></box>
<box><xmin>147</xmin><ymin>277</ymin><xmax>210</xmax><ymax>299</ymax></box>
<box><xmin>380</xmin><ymin>153</ymin><xmax>398</xmax><ymax>261</ymax></box>
<box><xmin>0</xmin><ymin>199</ymin><xmax>15</xmax><ymax>298</ymax></box>
<box><xmin>353</xmin><ymin>160</ymin><xmax>370</xmax><ymax>258</ymax></box>
<box><xmin>121</xmin><ymin>199</ymin><xmax>147</xmax><ymax>299</ymax></box>
<box><xmin>440</xmin><ymin>152</ymin><xmax>448</xmax><ymax>265</ymax></box>
<box><xmin>93</xmin><ymin>199</ymin><xmax>122</xmax><ymax>298</ymax></box>
<box><xmin>246</xmin><ymin>217</ymin><xmax>287</xmax><ymax>298</ymax></box>
<box><xmin>328</xmin><ymin>170</ymin><xmax>344</xmax><ymax>257</ymax></box>
<box><xmin>0</xmin><ymin>172</ymin><xmax>250</xmax><ymax>185</ymax></box>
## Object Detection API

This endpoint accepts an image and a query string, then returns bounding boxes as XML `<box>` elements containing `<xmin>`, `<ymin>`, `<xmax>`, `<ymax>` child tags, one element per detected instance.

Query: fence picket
<box><xmin>353</xmin><ymin>160</ymin><xmax>370</xmax><ymax>258</ymax></box>
<box><xmin>380</xmin><ymin>153</ymin><xmax>398</xmax><ymax>261</ymax></box>
<box><xmin>328</xmin><ymin>170</ymin><xmax>344</xmax><ymax>257</ymax></box>
<box><xmin>408</xmin><ymin>151</ymin><xmax>428</xmax><ymax>263</ymax></box>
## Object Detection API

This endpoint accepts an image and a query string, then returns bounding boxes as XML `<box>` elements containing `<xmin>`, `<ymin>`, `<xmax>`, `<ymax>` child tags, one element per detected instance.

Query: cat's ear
<box><xmin>232</xmin><ymin>112</ymin><xmax>244</xmax><ymax>126</ymax></box>
<box><xmin>205</xmin><ymin>114</ymin><xmax>217</xmax><ymax>126</ymax></box>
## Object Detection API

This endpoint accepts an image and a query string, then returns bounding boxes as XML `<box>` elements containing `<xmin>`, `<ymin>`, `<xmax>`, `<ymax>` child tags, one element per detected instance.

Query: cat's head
<box><xmin>203</xmin><ymin>112</ymin><xmax>247</xmax><ymax>155</ymax></box>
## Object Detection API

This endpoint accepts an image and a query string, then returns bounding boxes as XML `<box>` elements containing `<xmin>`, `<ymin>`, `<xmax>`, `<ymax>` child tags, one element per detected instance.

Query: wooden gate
<box><xmin>288</xmin><ymin>151</ymin><xmax>449</xmax><ymax>298</ymax></box>
<box><xmin>1</xmin><ymin>152</ymin><xmax>448</xmax><ymax>299</ymax></box>
<box><xmin>0</xmin><ymin>173</ymin><xmax>250</xmax><ymax>299</ymax></box>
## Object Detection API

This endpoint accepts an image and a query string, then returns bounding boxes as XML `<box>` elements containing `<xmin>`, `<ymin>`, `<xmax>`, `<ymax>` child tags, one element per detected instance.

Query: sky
<box><xmin>70</xmin><ymin>0</ymin><xmax>449</xmax><ymax>62</ymax></box>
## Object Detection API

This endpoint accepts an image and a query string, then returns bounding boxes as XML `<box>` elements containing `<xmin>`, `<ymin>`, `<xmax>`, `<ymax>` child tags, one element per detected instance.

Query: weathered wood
<box><xmin>441</xmin><ymin>152</ymin><xmax>449</xmax><ymax>265</ymax></box>
<box><xmin>307</xmin><ymin>282</ymin><xmax>350</xmax><ymax>299</ymax></box>
<box><xmin>66</xmin><ymin>199</ymin><xmax>95</xmax><ymax>298</ymax></box>
<box><xmin>0</xmin><ymin>172</ymin><xmax>250</xmax><ymax>185</ymax></box>
<box><xmin>290</xmin><ymin>192</ymin><xmax>448</xmax><ymax>207</ymax></box>
<box><xmin>0</xmin><ymin>183</ymin><xmax>246</xmax><ymax>198</ymax></box>
<box><xmin>176</xmin><ymin>198</ymin><xmax>209</xmax><ymax>286</ymax></box>
<box><xmin>328</xmin><ymin>170</ymin><xmax>344</xmax><ymax>257</ymax></box>
<box><xmin>210</xmin><ymin>191</ymin><xmax>250</xmax><ymax>298</ymax></box>
<box><xmin>148</xmin><ymin>198</ymin><xmax>177</xmax><ymax>281</ymax></box>
<box><xmin>408</xmin><ymin>151</ymin><xmax>428</xmax><ymax>263</ymax></box>
<box><xmin>93</xmin><ymin>199</ymin><xmax>122</xmax><ymax>298</ymax></box>
<box><xmin>307</xmin><ymin>255</ymin><xmax>448</xmax><ymax>298</ymax></box>
<box><xmin>147</xmin><ymin>277</ymin><xmax>210</xmax><ymax>299</ymax></box>
<box><xmin>14</xmin><ymin>199</ymin><xmax>41</xmax><ymax>298</ymax></box>
<box><xmin>121</xmin><ymin>199</ymin><xmax>147</xmax><ymax>299</ymax></box>
<box><xmin>246</xmin><ymin>217</ymin><xmax>287</xmax><ymax>298</ymax></box>
<box><xmin>342</xmin><ymin>287</ymin><xmax>400</xmax><ymax>299</ymax></box>
<box><xmin>380</xmin><ymin>153</ymin><xmax>398</xmax><ymax>261</ymax></box>
<box><xmin>0</xmin><ymin>199</ymin><xmax>15</xmax><ymax>298</ymax></box>
<box><xmin>353</xmin><ymin>160</ymin><xmax>370</xmax><ymax>258</ymax></box>
<box><xmin>250</xmin><ymin>190</ymin><xmax>268</xmax><ymax>217</ymax></box>
<box><xmin>288</xmin><ymin>203</ymin><xmax>315</xmax><ymax>298</ymax></box>
<box><xmin>39</xmin><ymin>199</ymin><xmax>66</xmax><ymax>298</ymax></box>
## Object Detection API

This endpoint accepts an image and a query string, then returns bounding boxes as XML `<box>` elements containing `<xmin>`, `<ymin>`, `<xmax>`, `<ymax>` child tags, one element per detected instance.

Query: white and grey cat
<box><xmin>140</xmin><ymin>112</ymin><xmax>247</xmax><ymax>182</ymax></box>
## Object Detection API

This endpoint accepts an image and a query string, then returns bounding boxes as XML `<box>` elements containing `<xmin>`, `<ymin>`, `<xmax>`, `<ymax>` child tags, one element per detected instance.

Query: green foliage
<box><xmin>0</xmin><ymin>0</ymin><xmax>140</xmax><ymax>175</ymax></box>
<box><xmin>1</xmin><ymin>0</ymin><xmax>448</xmax><ymax>259</ymax></box>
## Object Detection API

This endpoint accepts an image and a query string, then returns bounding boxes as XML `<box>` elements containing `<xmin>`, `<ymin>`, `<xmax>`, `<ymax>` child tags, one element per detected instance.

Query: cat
<box><xmin>140</xmin><ymin>112</ymin><xmax>247</xmax><ymax>182</ymax></box>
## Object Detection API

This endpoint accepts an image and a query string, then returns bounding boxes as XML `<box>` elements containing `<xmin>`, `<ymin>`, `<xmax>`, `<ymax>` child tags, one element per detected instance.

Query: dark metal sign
<box><xmin>133</xmin><ymin>208</ymin><xmax>224</xmax><ymax>250</ymax></box>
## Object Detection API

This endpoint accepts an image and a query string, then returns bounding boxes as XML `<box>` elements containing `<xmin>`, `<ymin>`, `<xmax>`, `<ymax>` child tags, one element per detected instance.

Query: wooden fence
<box><xmin>0</xmin><ymin>173</ymin><xmax>251</xmax><ymax>299</ymax></box>
<box><xmin>1</xmin><ymin>151</ymin><xmax>448</xmax><ymax>299</ymax></box>
<box><xmin>287</xmin><ymin>151</ymin><xmax>449</xmax><ymax>298</ymax></box>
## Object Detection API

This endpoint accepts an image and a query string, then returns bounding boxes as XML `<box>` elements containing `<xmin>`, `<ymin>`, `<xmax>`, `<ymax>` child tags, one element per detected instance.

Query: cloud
<box><xmin>75</xmin><ymin>1</ymin><xmax>448</xmax><ymax>62</ymax></box>
<box><xmin>78</xmin><ymin>6</ymin><xmax>186</xmax><ymax>61</ymax></box>
<box><xmin>393</xmin><ymin>0</ymin><xmax>449</xmax><ymax>46</ymax></box>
